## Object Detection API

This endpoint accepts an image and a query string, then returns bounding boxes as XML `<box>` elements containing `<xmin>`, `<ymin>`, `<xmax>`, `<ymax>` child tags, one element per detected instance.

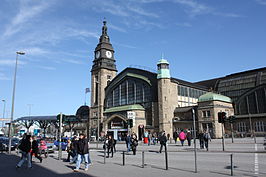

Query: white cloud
<box><xmin>176</xmin><ymin>22</ymin><xmax>192</xmax><ymax>27</ymax></box>
<box><xmin>256</xmin><ymin>0</ymin><xmax>266</xmax><ymax>5</ymax></box>
<box><xmin>113</xmin><ymin>42</ymin><xmax>136</xmax><ymax>49</ymax></box>
<box><xmin>3</xmin><ymin>0</ymin><xmax>52</xmax><ymax>37</ymax></box>
<box><xmin>37</xmin><ymin>66</ymin><xmax>56</xmax><ymax>71</ymax></box>
<box><xmin>0</xmin><ymin>72</ymin><xmax>10</xmax><ymax>80</ymax></box>
<box><xmin>108</xmin><ymin>24</ymin><xmax>127</xmax><ymax>33</ymax></box>
<box><xmin>126</xmin><ymin>5</ymin><xmax>159</xmax><ymax>18</ymax></box>
<box><xmin>0</xmin><ymin>59</ymin><xmax>27</xmax><ymax>66</ymax></box>
<box><xmin>22</xmin><ymin>47</ymin><xmax>49</xmax><ymax>56</ymax></box>
<box><xmin>60</xmin><ymin>58</ymin><xmax>84</xmax><ymax>65</ymax></box>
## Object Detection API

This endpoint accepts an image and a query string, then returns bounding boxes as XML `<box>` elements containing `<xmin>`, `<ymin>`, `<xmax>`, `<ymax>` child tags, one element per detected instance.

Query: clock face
<box><xmin>96</xmin><ymin>51</ymin><xmax>100</xmax><ymax>59</ymax></box>
<box><xmin>106</xmin><ymin>51</ymin><xmax>112</xmax><ymax>58</ymax></box>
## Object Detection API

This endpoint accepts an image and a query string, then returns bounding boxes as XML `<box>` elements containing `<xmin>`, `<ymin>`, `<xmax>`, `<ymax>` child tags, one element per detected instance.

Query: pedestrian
<box><xmin>113</xmin><ymin>137</ymin><xmax>117</xmax><ymax>153</ymax></box>
<box><xmin>31</xmin><ymin>136</ymin><xmax>42</xmax><ymax>163</ymax></box>
<box><xmin>173</xmin><ymin>131</ymin><xmax>178</xmax><ymax>144</ymax></box>
<box><xmin>153</xmin><ymin>133</ymin><xmax>157</xmax><ymax>145</ymax></box>
<box><xmin>39</xmin><ymin>139</ymin><xmax>48</xmax><ymax>158</ymax></box>
<box><xmin>107</xmin><ymin>135</ymin><xmax>114</xmax><ymax>158</ymax></box>
<box><xmin>178</xmin><ymin>130</ymin><xmax>186</xmax><ymax>146</ymax></box>
<box><xmin>74</xmin><ymin>134</ymin><xmax>91</xmax><ymax>172</ymax></box>
<box><xmin>203</xmin><ymin>131</ymin><xmax>211</xmax><ymax>151</ymax></box>
<box><xmin>198</xmin><ymin>131</ymin><xmax>204</xmax><ymax>149</ymax></box>
<box><xmin>148</xmin><ymin>132</ymin><xmax>152</xmax><ymax>146</ymax></box>
<box><xmin>186</xmin><ymin>130</ymin><xmax>192</xmax><ymax>146</ymax></box>
<box><xmin>125</xmin><ymin>133</ymin><xmax>131</xmax><ymax>152</ymax></box>
<box><xmin>159</xmin><ymin>132</ymin><xmax>167</xmax><ymax>153</ymax></box>
<box><xmin>131</xmin><ymin>134</ymin><xmax>138</xmax><ymax>155</ymax></box>
<box><xmin>66</xmin><ymin>139</ymin><xmax>72</xmax><ymax>162</ymax></box>
<box><xmin>16</xmin><ymin>135</ymin><xmax>32</xmax><ymax>168</ymax></box>
<box><xmin>167</xmin><ymin>133</ymin><xmax>170</xmax><ymax>141</ymax></box>
<box><xmin>70</xmin><ymin>136</ymin><xmax>79</xmax><ymax>164</ymax></box>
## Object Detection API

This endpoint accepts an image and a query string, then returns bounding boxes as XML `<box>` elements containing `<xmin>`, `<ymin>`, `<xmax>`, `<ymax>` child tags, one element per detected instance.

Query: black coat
<box><xmin>31</xmin><ymin>140</ymin><xmax>39</xmax><ymax>153</ymax></box>
<box><xmin>76</xmin><ymin>138</ymin><xmax>89</xmax><ymax>155</ymax></box>
<box><xmin>160</xmin><ymin>135</ymin><xmax>167</xmax><ymax>145</ymax></box>
<box><xmin>18</xmin><ymin>139</ymin><xmax>31</xmax><ymax>153</ymax></box>
<box><xmin>186</xmin><ymin>132</ymin><xmax>192</xmax><ymax>140</ymax></box>
<box><xmin>107</xmin><ymin>138</ymin><xmax>114</xmax><ymax>148</ymax></box>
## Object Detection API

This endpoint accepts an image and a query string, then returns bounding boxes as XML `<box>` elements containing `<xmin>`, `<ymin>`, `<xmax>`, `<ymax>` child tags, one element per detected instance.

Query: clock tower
<box><xmin>90</xmin><ymin>20</ymin><xmax>117</xmax><ymax>137</ymax></box>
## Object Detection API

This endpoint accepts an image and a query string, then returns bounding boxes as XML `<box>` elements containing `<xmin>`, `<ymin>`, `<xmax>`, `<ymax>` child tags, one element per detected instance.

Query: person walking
<box><xmin>31</xmin><ymin>136</ymin><xmax>42</xmax><ymax>163</ymax></box>
<box><xmin>39</xmin><ymin>139</ymin><xmax>47</xmax><ymax>158</ymax></box>
<box><xmin>131</xmin><ymin>134</ymin><xmax>138</xmax><ymax>155</ymax></box>
<box><xmin>148</xmin><ymin>132</ymin><xmax>152</xmax><ymax>146</ymax></box>
<box><xmin>70</xmin><ymin>136</ymin><xmax>79</xmax><ymax>164</ymax></box>
<box><xmin>125</xmin><ymin>133</ymin><xmax>131</xmax><ymax>152</ymax></box>
<box><xmin>66</xmin><ymin>139</ymin><xmax>73</xmax><ymax>162</ymax></box>
<box><xmin>107</xmin><ymin>135</ymin><xmax>114</xmax><ymax>158</ymax></box>
<box><xmin>203</xmin><ymin>131</ymin><xmax>211</xmax><ymax>151</ymax></box>
<box><xmin>74</xmin><ymin>134</ymin><xmax>91</xmax><ymax>172</ymax></box>
<box><xmin>16</xmin><ymin>135</ymin><xmax>32</xmax><ymax>168</ymax></box>
<box><xmin>159</xmin><ymin>132</ymin><xmax>167</xmax><ymax>153</ymax></box>
<box><xmin>186</xmin><ymin>130</ymin><xmax>192</xmax><ymax>146</ymax></box>
<box><xmin>178</xmin><ymin>130</ymin><xmax>186</xmax><ymax>146</ymax></box>
<box><xmin>198</xmin><ymin>131</ymin><xmax>204</xmax><ymax>149</ymax></box>
<box><xmin>113</xmin><ymin>136</ymin><xmax>117</xmax><ymax>153</ymax></box>
<box><xmin>173</xmin><ymin>131</ymin><xmax>178</xmax><ymax>144</ymax></box>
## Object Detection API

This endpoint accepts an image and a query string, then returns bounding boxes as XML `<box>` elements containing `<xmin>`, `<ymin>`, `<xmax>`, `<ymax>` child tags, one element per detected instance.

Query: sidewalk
<box><xmin>0</xmin><ymin>137</ymin><xmax>265</xmax><ymax>177</ymax></box>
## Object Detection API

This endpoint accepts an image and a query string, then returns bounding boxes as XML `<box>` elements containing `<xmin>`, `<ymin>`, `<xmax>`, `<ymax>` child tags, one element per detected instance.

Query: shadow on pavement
<box><xmin>168</xmin><ymin>167</ymin><xmax>195</xmax><ymax>173</ymax></box>
<box><xmin>0</xmin><ymin>153</ymin><xmax>95</xmax><ymax>177</ymax></box>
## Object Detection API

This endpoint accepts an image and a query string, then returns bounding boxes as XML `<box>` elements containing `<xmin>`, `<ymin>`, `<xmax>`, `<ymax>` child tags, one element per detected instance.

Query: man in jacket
<box><xmin>159</xmin><ymin>132</ymin><xmax>167</xmax><ymax>153</ymax></box>
<box><xmin>16</xmin><ymin>135</ymin><xmax>32</xmax><ymax>168</ymax></box>
<box><xmin>74</xmin><ymin>134</ymin><xmax>91</xmax><ymax>172</ymax></box>
<box><xmin>125</xmin><ymin>133</ymin><xmax>131</xmax><ymax>152</ymax></box>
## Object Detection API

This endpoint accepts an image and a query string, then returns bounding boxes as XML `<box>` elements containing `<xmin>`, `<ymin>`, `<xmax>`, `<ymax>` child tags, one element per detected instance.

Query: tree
<box><xmin>18</xmin><ymin>120</ymin><xmax>34</xmax><ymax>133</ymax></box>
<box><xmin>36</xmin><ymin>120</ymin><xmax>51</xmax><ymax>138</ymax></box>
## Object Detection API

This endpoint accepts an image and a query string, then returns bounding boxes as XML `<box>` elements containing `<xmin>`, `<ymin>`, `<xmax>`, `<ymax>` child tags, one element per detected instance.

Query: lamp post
<box><xmin>8</xmin><ymin>51</ymin><xmax>25</xmax><ymax>154</ymax></box>
<box><xmin>2</xmin><ymin>100</ymin><xmax>6</xmax><ymax>128</ymax></box>
<box><xmin>192</xmin><ymin>108</ymin><xmax>197</xmax><ymax>173</ymax></box>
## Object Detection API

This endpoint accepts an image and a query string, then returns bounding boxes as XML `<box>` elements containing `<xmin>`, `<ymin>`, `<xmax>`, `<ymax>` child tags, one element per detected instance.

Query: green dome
<box><xmin>157</xmin><ymin>59</ymin><xmax>169</xmax><ymax>65</ymax></box>
<box><xmin>198</xmin><ymin>92</ymin><xmax>232</xmax><ymax>103</ymax></box>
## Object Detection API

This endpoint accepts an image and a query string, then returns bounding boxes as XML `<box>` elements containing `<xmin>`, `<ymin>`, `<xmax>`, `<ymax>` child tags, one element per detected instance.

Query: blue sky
<box><xmin>0</xmin><ymin>0</ymin><xmax>266</xmax><ymax>119</ymax></box>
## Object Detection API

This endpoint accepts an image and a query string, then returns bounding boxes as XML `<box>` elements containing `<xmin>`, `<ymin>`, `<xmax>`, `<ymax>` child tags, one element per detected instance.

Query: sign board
<box><xmin>127</xmin><ymin>111</ymin><xmax>136</xmax><ymax>119</ymax></box>
<box><xmin>127</xmin><ymin>111</ymin><xmax>136</xmax><ymax>127</ymax></box>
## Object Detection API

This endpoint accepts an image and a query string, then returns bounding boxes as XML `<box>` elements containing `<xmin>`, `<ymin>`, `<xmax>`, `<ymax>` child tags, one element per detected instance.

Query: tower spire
<box><xmin>102</xmin><ymin>18</ymin><xmax>107</xmax><ymax>35</ymax></box>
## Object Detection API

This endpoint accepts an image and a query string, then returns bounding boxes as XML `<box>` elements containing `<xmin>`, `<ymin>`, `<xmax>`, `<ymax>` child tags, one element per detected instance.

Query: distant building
<box><xmin>89</xmin><ymin>21</ymin><xmax>265</xmax><ymax>140</ymax></box>
<box><xmin>197</xmin><ymin>68</ymin><xmax>266</xmax><ymax>136</ymax></box>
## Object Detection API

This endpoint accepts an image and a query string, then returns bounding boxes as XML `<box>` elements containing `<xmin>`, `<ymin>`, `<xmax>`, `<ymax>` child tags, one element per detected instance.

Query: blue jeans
<box><xmin>127</xmin><ymin>143</ymin><xmax>131</xmax><ymax>152</ymax></box>
<box><xmin>17</xmin><ymin>152</ymin><xmax>31</xmax><ymax>168</ymax></box>
<box><xmin>75</xmin><ymin>154</ymin><xmax>91</xmax><ymax>169</ymax></box>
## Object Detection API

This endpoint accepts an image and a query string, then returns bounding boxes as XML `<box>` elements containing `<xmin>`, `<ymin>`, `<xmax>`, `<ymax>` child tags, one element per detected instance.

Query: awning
<box><xmin>15</xmin><ymin>116</ymin><xmax>57</xmax><ymax>122</ymax></box>
<box><xmin>174</xmin><ymin>107</ymin><xmax>194</xmax><ymax>113</ymax></box>
<box><xmin>104</xmin><ymin>104</ymin><xmax>145</xmax><ymax>113</ymax></box>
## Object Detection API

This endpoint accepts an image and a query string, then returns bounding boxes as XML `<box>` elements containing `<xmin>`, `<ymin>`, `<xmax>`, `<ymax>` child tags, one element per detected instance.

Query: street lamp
<box><xmin>2</xmin><ymin>100</ymin><xmax>6</xmax><ymax>128</ymax></box>
<box><xmin>8</xmin><ymin>51</ymin><xmax>25</xmax><ymax>154</ymax></box>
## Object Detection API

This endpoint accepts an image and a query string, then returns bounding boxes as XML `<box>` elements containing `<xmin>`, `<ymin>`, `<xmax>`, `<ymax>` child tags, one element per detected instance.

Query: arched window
<box><xmin>105</xmin><ymin>78</ymin><xmax>151</xmax><ymax>108</ymax></box>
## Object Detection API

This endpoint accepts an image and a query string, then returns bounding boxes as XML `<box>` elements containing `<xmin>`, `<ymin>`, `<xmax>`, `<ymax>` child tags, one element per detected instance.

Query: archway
<box><xmin>105</xmin><ymin>114</ymin><xmax>128</xmax><ymax>141</ymax></box>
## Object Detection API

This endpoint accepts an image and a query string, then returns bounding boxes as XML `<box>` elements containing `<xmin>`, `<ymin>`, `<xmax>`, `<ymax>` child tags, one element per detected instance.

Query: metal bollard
<box><xmin>230</xmin><ymin>154</ymin><xmax>233</xmax><ymax>176</ymax></box>
<box><xmin>142</xmin><ymin>151</ymin><xmax>144</xmax><ymax>168</ymax></box>
<box><xmin>104</xmin><ymin>144</ymin><xmax>106</xmax><ymax>164</ymax></box>
<box><xmin>165</xmin><ymin>146</ymin><xmax>168</xmax><ymax>170</ymax></box>
<box><xmin>122</xmin><ymin>151</ymin><xmax>125</xmax><ymax>166</ymax></box>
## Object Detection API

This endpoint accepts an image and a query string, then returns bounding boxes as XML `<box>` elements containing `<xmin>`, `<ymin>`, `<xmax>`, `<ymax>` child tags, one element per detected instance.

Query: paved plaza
<box><xmin>0</xmin><ymin>137</ymin><xmax>265</xmax><ymax>177</ymax></box>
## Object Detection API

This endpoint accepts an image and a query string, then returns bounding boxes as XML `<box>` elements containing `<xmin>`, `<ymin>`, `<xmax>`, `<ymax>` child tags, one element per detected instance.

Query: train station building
<box><xmin>89</xmin><ymin>21</ymin><xmax>266</xmax><ymax>140</ymax></box>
